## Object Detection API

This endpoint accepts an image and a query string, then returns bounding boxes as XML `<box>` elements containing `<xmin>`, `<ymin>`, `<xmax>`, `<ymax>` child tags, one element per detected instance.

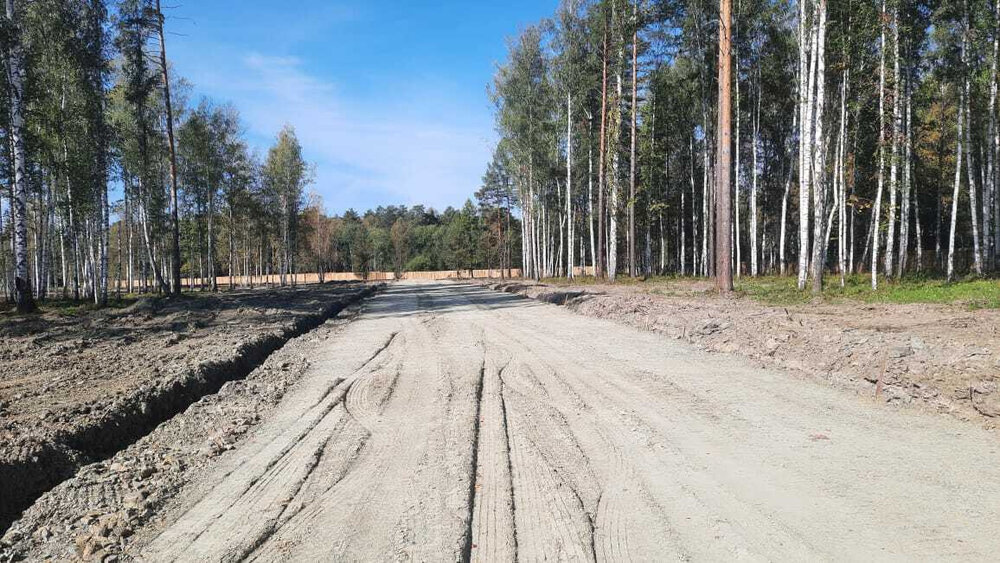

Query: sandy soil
<box><xmin>0</xmin><ymin>282</ymin><xmax>378</xmax><ymax>534</ymax></box>
<box><xmin>7</xmin><ymin>281</ymin><xmax>998</xmax><ymax>560</ymax></box>
<box><xmin>480</xmin><ymin>279</ymin><xmax>1000</xmax><ymax>425</ymax></box>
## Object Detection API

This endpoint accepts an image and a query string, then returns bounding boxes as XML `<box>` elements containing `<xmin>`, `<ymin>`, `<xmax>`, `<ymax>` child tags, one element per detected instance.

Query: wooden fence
<box><xmin>169</xmin><ymin>269</ymin><xmax>525</xmax><ymax>289</ymax></box>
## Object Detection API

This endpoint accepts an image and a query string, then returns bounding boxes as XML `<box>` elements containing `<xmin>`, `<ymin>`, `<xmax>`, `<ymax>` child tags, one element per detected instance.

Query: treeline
<box><xmin>0</xmin><ymin>0</ymin><xmax>317</xmax><ymax>311</ymax></box>
<box><xmin>488</xmin><ymin>0</ymin><xmax>1000</xmax><ymax>290</ymax></box>
<box><xmin>299</xmin><ymin>201</ymin><xmax>519</xmax><ymax>280</ymax></box>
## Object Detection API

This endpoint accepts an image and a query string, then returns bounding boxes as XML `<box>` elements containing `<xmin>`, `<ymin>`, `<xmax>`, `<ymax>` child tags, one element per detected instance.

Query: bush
<box><xmin>404</xmin><ymin>255</ymin><xmax>433</xmax><ymax>272</ymax></box>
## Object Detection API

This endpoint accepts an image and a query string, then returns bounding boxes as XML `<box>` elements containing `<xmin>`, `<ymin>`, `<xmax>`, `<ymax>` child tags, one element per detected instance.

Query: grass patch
<box><xmin>538</xmin><ymin>273</ymin><xmax>1000</xmax><ymax>309</ymax></box>
<box><xmin>737</xmin><ymin>275</ymin><xmax>1000</xmax><ymax>308</ymax></box>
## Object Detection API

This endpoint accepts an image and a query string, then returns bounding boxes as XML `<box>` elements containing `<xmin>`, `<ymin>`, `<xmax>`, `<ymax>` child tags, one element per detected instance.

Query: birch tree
<box><xmin>4</xmin><ymin>0</ymin><xmax>34</xmax><ymax>312</ymax></box>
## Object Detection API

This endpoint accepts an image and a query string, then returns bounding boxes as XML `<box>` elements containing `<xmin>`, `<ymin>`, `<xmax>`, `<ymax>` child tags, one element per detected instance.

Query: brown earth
<box><xmin>0</xmin><ymin>282</ymin><xmax>380</xmax><ymax>534</ymax></box>
<box><xmin>478</xmin><ymin>279</ymin><xmax>1000</xmax><ymax>425</ymax></box>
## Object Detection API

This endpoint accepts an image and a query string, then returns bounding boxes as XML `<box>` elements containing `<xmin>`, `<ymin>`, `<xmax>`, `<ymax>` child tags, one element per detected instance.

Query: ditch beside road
<box><xmin>0</xmin><ymin>282</ymin><xmax>380</xmax><ymax>537</ymax></box>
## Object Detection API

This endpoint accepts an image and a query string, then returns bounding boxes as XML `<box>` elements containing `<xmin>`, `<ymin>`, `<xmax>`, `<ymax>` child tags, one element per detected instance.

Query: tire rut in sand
<box><xmin>499</xmin><ymin>357</ymin><xmax>599</xmax><ymax>562</ymax></box>
<box><xmin>477</xmin><ymin>309</ymin><xmax>811</xmax><ymax>559</ymax></box>
<box><xmin>472</xmin><ymin>315</ymin><xmax>687</xmax><ymax>561</ymax></box>
<box><xmin>142</xmin><ymin>328</ymin><xmax>403</xmax><ymax>561</ymax></box>
<box><xmin>468</xmin><ymin>350</ymin><xmax>516</xmax><ymax>562</ymax></box>
<box><xmin>244</xmin><ymin>310</ymin><xmax>479</xmax><ymax>561</ymax></box>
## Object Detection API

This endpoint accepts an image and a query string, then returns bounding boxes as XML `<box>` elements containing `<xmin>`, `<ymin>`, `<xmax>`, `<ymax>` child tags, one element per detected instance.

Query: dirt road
<box><xmin>136</xmin><ymin>281</ymin><xmax>1000</xmax><ymax>561</ymax></box>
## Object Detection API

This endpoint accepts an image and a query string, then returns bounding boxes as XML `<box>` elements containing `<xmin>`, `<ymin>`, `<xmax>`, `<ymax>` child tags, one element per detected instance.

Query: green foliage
<box><xmin>737</xmin><ymin>275</ymin><xmax>1000</xmax><ymax>309</ymax></box>
<box><xmin>404</xmin><ymin>255</ymin><xmax>433</xmax><ymax>272</ymax></box>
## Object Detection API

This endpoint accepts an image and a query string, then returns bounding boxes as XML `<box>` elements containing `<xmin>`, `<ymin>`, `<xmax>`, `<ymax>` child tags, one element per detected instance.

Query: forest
<box><xmin>3</xmin><ymin>0</ymin><xmax>1000</xmax><ymax>313</ymax></box>
<box><xmin>487</xmin><ymin>0</ymin><xmax>1000</xmax><ymax>292</ymax></box>
<box><xmin>0</xmin><ymin>0</ymin><xmax>521</xmax><ymax>313</ymax></box>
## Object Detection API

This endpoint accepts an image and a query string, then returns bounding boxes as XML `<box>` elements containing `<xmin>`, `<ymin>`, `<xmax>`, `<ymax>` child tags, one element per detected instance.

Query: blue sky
<box><xmin>164</xmin><ymin>1</ymin><xmax>556</xmax><ymax>215</ymax></box>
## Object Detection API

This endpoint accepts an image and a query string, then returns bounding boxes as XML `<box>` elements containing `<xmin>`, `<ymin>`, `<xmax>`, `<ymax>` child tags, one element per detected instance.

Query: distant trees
<box><xmin>486</xmin><ymin>0</ymin><xmax>1000</xmax><ymax>289</ymax></box>
<box><xmin>263</xmin><ymin>126</ymin><xmax>309</xmax><ymax>286</ymax></box>
<box><xmin>295</xmin><ymin>203</ymin><xmax>521</xmax><ymax>278</ymax></box>
<box><xmin>390</xmin><ymin>218</ymin><xmax>410</xmax><ymax>278</ymax></box>
<box><xmin>0</xmin><ymin>0</ymin><xmax>334</xmax><ymax>303</ymax></box>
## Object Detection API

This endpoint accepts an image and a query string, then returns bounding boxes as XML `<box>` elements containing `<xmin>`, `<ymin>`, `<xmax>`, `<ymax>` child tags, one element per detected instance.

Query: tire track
<box><xmin>500</xmin><ymin>359</ymin><xmax>597</xmax><ymax>562</ymax></box>
<box><xmin>472</xmin><ymin>299</ymin><xmax>812</xmax><ymax>559</ymax></box>
<box><xmin>468</xmin><ymin>351</ymin><xmax>515</xmax><ymax>562</ymax></box>
<box><xmin>143</xmin><ymin>318</ymin><xmax>404</xmax><ymax>561</ymax></box>
<box><xmin>461</xmin><ymin>356</ymin><xmax>487</xmax><ymax>562</ymax></box>
<box><xmin>242</xmin><ymin>293</ymin><xmax>482</xmax><ymax>561</ymax></box>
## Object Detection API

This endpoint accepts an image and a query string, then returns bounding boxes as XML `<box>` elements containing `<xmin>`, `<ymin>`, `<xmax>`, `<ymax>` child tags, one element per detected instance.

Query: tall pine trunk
<box><xmin>715</xmin><ymin>0</ymin><xmax>734</xmax><ymax>293</ymax></box>
<box><xmin>156</xmin><ymin>0</ymin><xmax>182</xmax><ymax>295</ymax></box>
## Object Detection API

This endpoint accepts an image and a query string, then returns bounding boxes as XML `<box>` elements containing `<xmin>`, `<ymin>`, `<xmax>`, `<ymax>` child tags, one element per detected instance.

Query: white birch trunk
<box><xmin>884</xmin><ymin>8</ymin><xmax>900</xmax><ymax>277</ymax></box>
<box><xmin>986</xmin><ymin>0</ymin><xmax>999</xmax><ymax>270</ymax></box>
<box><xmin>809</xmin><ymin>0</ymin><xmax>827</xmax><ymax>293</ymax></box>
<box><xmin>567</xmin><ymin>92</ymin><xmax>574</xmax><ymax>278</ymax></box>
<box><xmin>948</xmin><ymin>76</ymin><xmax>965</xmax><ymax>282</ymax></box>
<box><xmin>588</xmin><ymin>117</ymin><xmax>596</xmax><ymax>272</ymax></box>
<box><xmin>872</xmin><ymin>0</ymin><xmax>888</xmax><ymax>289</ymax></box>
<box><xmin>750</xmin><ymin>66</ymin><xmax>760</xmax><ymax>277</ymax></box>
<box><xmin>5</xmin><ymin>0</ymin><xmax>32</xmax><ymax>310</ymax></box>
<box><xmin>797</xmin><ymin>0</ymin><xmax>816</xmax><ymax>290</ymax></box>
<box><xmin>838</xmin><ymin>69</ymin><xmax>849</xmax><ymax>286</ymax></box>
<box><xmin>898</xmin><ymin>73</ymin><xmax>912</xmax><ymax>277</ymax></box>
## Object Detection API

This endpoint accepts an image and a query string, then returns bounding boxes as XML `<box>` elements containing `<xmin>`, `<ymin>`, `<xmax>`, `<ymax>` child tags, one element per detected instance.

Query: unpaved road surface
<box><xmin>133</xmin><ymin>281</ymin><xmax>1000</xmax><ymax>561</ymax></box>
<box><xmin>479</xmin><ymin>279</ymin><xmax>1000</xmax><ymax>423</ymax></box>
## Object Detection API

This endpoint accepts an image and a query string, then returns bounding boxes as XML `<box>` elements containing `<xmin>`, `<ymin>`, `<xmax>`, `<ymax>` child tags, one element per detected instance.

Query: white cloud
<box><xmin>222</xmin><ymin>54</ymin><xmax>493</xmax><ymax>213</ymax></box>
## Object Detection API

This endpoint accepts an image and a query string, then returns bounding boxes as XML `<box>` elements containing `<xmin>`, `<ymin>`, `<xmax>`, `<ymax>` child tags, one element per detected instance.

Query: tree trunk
<box><xmin>898</xmin><ymin>70</ymin><xmax>912</xmax><ymax>277</ymax></box>
<box><xmin>609</xmin><ymin>0</ymin><xmax>623</xmax><ymax>283</ymax></box>
<box><xmin>838</xmin><ymin>69</ymin><xmax>850</xmax><ymax>286</ymax></box>
<box><xmin>156</xmin><ymin>0</ymin><xmax>182</xmax><ymax>295</ymax></box>
<box><xmin>884</xmin><ymin>8</ymin><xmax>900</xmax><ymax>278</ymax></box>
<box><xmin>750</xmin><ymin>64</ymin><xmax>760</xmax><ymax>277</ymax></box>
<box><xmin>986</xmin><ymin>0</ymin><xmax>999</xmax><ymax>271</ymax></box>
<box><xmin>965</xmin><ymin>0</ymin><xmax>983</xmax><ymax>276</ymax></box>
<box><xmin>809</xmin><ymin>0</ymin><xmax>827</xmax><ymax>294</ymax></box>
<box><xmin>5</xmin><ymin>0</ymin><xmax>34</xmax><ymax>312</ymax></box>
<box><xmin>797</xmin><ymin>0</ymin><xmax>815</xmax><ymax>290</ymax></box>
<box><xmin>588</xmin><ymin>113</ymin><xmax>596</xmax><ymax>273</ymax></box>
<box><xmin>871</xmin><ymin>0</ymin><xmax>887</xmax><ymax>289</ymax></box>
<box><xmin>598</xmin><ymin>20</ymin><xmax>609</xmax><ymax>279</ymax></box>
<box><xmin>715</xmin><ymin>0</ymin><xmax>734</xmax><ymax>293</ymax></box>
<box><xmin>628</xmin><ymin>0</ymin><xmax>638</xmax><ymax>277</ymax></box>
<box><xmin>567</xmin><ymin>92</ymin><xmax>574</xmax><ymax>279</ymax></box>
<box><xmin>948</xmin><ymin>67</ymin><xmax>965</xmax><ymax>282</ymax></box>
<box><xmin>735</xmin><ymin>32</ymin><xmax>742</xmax><ymax>279</ymax></box>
